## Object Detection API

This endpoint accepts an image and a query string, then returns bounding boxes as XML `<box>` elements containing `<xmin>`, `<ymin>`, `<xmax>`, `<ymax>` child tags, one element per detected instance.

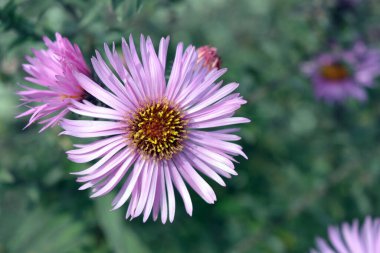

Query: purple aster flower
<box><xmin>197</xmin><ymin>45</ymin><xmax>222</xmax><ymax>70</ymax></box>
<box><xmin>310</xmin><ymin>217</ymin><xmax>380</xmax><ymax>253</ymax></box>
<box><xmin>17</xmin><ymin>33</ymin><xmax>90</xmax><ymax>132</ymax></box>
<box><xmin>61</xmin><ymin>35</ymin><xmax>249</xmax><ymax>223</ymax></box>
<box><xmin>303</xmin><ymin>42</ymin><xmax>380</xmax><ymax>103</ymax></box>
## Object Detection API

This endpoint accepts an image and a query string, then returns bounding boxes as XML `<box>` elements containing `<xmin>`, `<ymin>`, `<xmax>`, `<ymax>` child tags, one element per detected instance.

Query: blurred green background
<box><xmin>1</xmin><ymin>0</ymin><xmax>380</xmax><ymax>252</ymax></box>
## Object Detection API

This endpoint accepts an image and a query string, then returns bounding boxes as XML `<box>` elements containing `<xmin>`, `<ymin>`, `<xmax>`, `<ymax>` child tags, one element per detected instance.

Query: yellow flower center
<box><xmin>127</xmin><ymin>101</ymin><xmax>187</xmax><ymax>160</ymax></box>
<box><xmin>320</xmin><ymin>63</ymin><xmax>349</xmax><ymax>82</ymax></box>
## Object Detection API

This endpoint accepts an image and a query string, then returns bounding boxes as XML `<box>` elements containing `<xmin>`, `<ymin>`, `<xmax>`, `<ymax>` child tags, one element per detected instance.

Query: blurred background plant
<box><xmin>1</xmin><ymin>0</ymin><xmax>380</xmax><ymax>252</ymax></box>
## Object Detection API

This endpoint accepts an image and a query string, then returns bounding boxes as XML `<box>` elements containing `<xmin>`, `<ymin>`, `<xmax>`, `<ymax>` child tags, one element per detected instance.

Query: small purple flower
<box><xmin>310</xmin><ymin>217</ymin><xmax>380</xmax><ymax>253</ymax></box>
<box><xmin>61</xmin><ymin>35</ymin><xmax>249</xmax><ymax>223</ymax></box>
<box><xmin>303</xmin><ymin>42</ymin><xmax>380</xmax><ymax>103</ymax></box>
<box><xmin>17</xmin><ymin>33</ymin><xmax>90</xmax><ymax>132</ymax></box>
<box><xmin>197</xmin><ymin>45</ymin><xmax>222</xmax><ymax>70</ymax></box>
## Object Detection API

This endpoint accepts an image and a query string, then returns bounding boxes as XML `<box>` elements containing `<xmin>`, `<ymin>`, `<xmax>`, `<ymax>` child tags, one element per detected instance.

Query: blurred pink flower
<box><xmin>197</xmin><ymin>45</ymin><xmax>222</xmax><ymax>70</ymax></box>
<box><xmin>61</xmin><ymin>35</ymin><xmax>249</xmax><ymax>223</ymax></box>
<box><xmin>311</xmin><ymin>217</ymin><xmax>380</xmax><ymax>253</ymax></box>
<box><xmin>17</xmin><ymin>33</ymin><xmax>90</xmax><ymax>132</ymax></box>
<box><xmin>303</xmin><ymin>42</ymin><xmax>380</xmax><ymax>103</ymax></box>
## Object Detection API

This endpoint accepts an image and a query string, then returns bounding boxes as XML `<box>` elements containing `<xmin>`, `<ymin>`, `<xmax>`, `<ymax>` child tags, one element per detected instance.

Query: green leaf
<box><xmin>111</xmin><ymin>0</ymin><xmax>124</xmax><ymax>9</ymax></box>
<box><xmin>4</xmin><ymin>208</ymin><xmax>87</xmax><ymax>253</ymax></box>
<box><xmin>78</xmin><ymin>0</ymin><xmax>108</xmax><ymax>28</ymax></box>
<box><xmin>95</xmin><ymin>194</ymin><xmax>151</xmax><ymax>253</ymax></box>
<box><xmin>0</xmin><ymin>169</ymin><xmax>14</xmax><ymax>183</ymax></box>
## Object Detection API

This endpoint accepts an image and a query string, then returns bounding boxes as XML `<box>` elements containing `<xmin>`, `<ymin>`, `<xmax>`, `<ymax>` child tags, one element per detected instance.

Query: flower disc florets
<box><xmin>127</xmin><ymin>100</ymin><xmax>187</xmax><ymax>160</ymax></box>
<box><xmin>320</xmin><ymin>62</ymin><xmax>350</xmax><ymax>82</ymax></box>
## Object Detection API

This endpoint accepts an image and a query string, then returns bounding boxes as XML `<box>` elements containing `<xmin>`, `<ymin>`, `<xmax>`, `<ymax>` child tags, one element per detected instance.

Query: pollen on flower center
<box><xmin>127</xmin><ymin>101</ymin><xmax>187</xmax><ymax>160</ymax></box>
<box><xmin>320</xmin><ymin>62</ymin><xmax>350</xmax><ymax>82</ymax></box>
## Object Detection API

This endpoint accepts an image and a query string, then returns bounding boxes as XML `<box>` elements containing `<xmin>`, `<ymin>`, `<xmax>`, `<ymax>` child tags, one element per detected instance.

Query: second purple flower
<box><xmin>303</xmin><ymin>42</ymin><xmax>380</xmax><ymax>103</ymax></box>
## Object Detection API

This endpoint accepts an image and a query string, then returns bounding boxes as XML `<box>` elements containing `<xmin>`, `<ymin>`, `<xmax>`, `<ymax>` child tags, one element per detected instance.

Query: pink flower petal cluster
<box><xmin>311</xmin><ymin>217</ymin><xmax>380</xmax><ymax>253</ymax></box>
<box><xmin>17</xmin><ymin>33</ymin><xmax>90</xmax><ymax>131</ymax></box>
